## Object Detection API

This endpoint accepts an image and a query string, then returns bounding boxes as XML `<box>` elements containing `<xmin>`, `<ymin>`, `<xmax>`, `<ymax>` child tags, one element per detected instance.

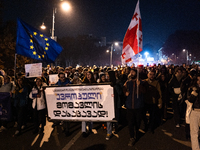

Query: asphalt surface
<box><xmin>0</xmin><ymin>108</ymin><xmax>192</xmax><ymax>150</ymax></box>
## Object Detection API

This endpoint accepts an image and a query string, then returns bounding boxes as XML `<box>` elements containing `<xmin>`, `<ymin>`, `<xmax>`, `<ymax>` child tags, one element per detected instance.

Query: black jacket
<box><xmin>188</xmin><ymin>86</ymin><xmax>200</xmax><ymax>109</ymax></box>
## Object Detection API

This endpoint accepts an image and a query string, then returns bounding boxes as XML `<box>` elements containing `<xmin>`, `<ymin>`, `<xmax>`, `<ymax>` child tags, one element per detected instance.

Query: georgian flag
<box><xmin>122</xmin><ymin>0</ymin><xmax>142</xmax><ymax>64</ymax></box>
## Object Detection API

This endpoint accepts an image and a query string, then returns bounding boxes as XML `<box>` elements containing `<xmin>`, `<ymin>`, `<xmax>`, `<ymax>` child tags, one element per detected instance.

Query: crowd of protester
<box><xmin>0</xmin><ymin>63</ymin><xmax>200</xmax><ymax>149</ymax></box>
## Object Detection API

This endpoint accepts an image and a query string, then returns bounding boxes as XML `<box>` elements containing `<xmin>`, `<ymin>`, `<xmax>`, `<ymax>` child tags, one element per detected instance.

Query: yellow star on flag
<box><xmin>30</xmin><ymin>45</ymin><xmax>34</xmax><ymax>49</ymax></box>
<box><xmin>30</xmin><ymin>34</ymin><xmax>33</xmax><ymax>38</ymax></box>
<box><xmin>46</xmin><ymin>43</ymin><xmax>49</xmax><ymax>46</ymax></box>
<box><xmin>38</xmin><ymin>55</ymin><xmax>41</xmax><ymax>58</ymax></box>
<box><xmin>44</xmin><ymin>51</ymin><xmax>46</xmax><ymax>54</ymax></box>
<box><xmin>33</xmin><ymin>32</ymin><xmax>37</xmax><ymax>36</ymax></box>
<box><xmin>33</xmin><ymin>51</ymin><xmax>36</xmax><ymax>55</ymax></box>
<box><xmin>45</xmin><ymin>47</ymin><xmax>48</xmax><ymax>50</ymax></box>
<box><xmin>45</xmin><ymin>38</ymin><xmax>48</xmax><ymax>41</ymax></box>
<box><xmin>40</xmin><ymin>34</ymin><xmax>44</xmax><ymax>37</ymax></box>
<box><xmin>42</xmin><ymin>55</ymin><xmax>44</xmax><ymax>58</ymax></box>
<box><xmin>30</xmin><ymin>39</ymin><xmax>33</xmax><ymax>43</ymax></box>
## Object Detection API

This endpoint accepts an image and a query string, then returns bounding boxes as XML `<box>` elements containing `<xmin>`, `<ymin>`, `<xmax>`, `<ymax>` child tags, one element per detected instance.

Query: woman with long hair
<box><xmin>106</xmin><ymin>70</ymin><xmax>123</xmax><ymax>140</ymax></box>
<box><xmin>82</xmin><ymin>71</ymin><xmax>96</xmax><ymax>137</ymax></box>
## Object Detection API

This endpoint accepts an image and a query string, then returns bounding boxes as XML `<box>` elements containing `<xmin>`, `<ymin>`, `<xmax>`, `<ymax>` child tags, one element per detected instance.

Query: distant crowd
<box><xmin>0</xmin><ymin>63</ymin><xmax>199</xmax><ymax>149</ymax></box>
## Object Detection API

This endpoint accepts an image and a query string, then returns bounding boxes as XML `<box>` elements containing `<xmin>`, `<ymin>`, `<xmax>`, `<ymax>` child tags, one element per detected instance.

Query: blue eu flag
<box><xmin>16</xmin><ymin>18</ymin><xmax>63</xmax><ymax>63</ymax></box>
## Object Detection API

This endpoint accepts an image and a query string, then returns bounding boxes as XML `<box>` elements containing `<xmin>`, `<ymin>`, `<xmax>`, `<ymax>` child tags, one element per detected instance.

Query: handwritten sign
<box><xmin>49</xmin><ymin>74</ymin><xmax>59</xmax><ymax>85</ymax></box>
<box><xmin>25</xmin><ymin>63</ymin><xmax>42</xmax><ymax>78</ymax></box>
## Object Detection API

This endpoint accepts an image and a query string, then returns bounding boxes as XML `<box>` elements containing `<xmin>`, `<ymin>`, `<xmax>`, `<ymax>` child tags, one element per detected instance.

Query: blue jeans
<box><xmin>82</xmin><ymin>121</ymin><xmax>93</xmax><ymax>132</ymax></box>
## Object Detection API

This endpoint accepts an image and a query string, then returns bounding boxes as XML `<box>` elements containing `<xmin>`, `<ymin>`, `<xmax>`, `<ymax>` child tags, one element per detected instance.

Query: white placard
<box><xmin>25</xmin><ymin>63</ymin><xmax>42</xmax><ymax>78</ymax></box>
<box><xmin>49</xmin><ymin>74</ymin><xmax>59</xmax><ymax>85</ymax></box>
<box><xmin>45</xmin><ymin>85</ymin><xmax>115</xmax><ymax>121</ymax></box>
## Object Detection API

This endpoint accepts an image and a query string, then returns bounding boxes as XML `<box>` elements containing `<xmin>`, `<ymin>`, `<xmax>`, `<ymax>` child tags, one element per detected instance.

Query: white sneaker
<box><xmin>176</xmin><ymin>124</ymin><xmax>180</xmax><ymax>128</ymax></box>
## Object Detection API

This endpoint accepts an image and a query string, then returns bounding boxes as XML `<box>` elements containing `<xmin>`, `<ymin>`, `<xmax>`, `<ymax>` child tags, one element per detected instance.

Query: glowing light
<box><xmin>61</xmin><ymin>2</ymin><xmax>71</xmax><ymax>11</ymax></box>
<box><xmin>106</xmin><ymin>50</ymin><xmax>109</xmax><ymax>53</ymax></box>
<box><xmin>114</xmin><ymin>42</ymin><xmax>119</xmax><ymax>46</ymax></box>
<box><xmin>40</xmin><ymin>23</ymin><xmax>46</xmax><ymax>30</ymax></box>
<box><xmin>144</xmin><ymin>52</ymin><xmax>149</xmax><ymax>57</ymax></box>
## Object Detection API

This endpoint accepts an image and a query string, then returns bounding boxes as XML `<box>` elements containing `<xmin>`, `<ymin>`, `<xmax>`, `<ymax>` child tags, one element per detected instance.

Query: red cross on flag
<box><xmin>122</xmin><ymin>0</ymin><xmax>142</xmax><ymax>64</ymax></box>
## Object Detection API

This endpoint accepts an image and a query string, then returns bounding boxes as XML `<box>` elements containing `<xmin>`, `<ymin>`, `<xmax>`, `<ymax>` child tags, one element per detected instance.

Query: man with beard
<box><xmin>143</xmin><ymin>70</ymin><xmax>162</xmax><ymax>133</ymax></box>
<box><xmin>123</xmin><ymin>68</ymin><xmax>145</xmax><ymax>146</ymax></box>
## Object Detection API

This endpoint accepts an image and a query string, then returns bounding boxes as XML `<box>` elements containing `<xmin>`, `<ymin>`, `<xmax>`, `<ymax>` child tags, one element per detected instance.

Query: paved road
<box><xmin>0</xmin><ymin>108</ymin><xmax>192</xmax><ymax>150</ymax></box>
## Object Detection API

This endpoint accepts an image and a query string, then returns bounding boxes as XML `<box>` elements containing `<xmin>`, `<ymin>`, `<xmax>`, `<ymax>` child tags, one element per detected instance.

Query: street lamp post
<box><xmin>51</xmin><ymin>7</ymin><xmax>56</xmax><ymax>40</ymax></box>
<box><xmin>172</xmin><ymin>53</ymin><xmax>176</xmax><ymax>63</ymax></box>
<box><xmin>183</xmin><ymin>49</ymin><xmax>189</xmax><ymax>65</ymax></box>
<box><xmin>110</xmin><ymin>44</ymin><xmax>113</xmax><ymax>66</ymax></box>
<box><xmin>189</xmin><ymin>54</ymin><xmax>192</xmax><ymax>64</ymax></box>
<box><xmin>110</xmin><ymin>42</ymin><xmax>119</xmax><ymax>66</ymax></box>
<box><xmin>41</xmin><ymin>1</ymin><xmax>71</xmax><ymax>41</ymax></box>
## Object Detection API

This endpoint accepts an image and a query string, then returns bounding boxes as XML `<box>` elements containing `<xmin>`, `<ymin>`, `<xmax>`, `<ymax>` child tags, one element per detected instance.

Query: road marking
<box><xmin>62</xmin><ymin>131</ymin><xmax>82</xmax><ymax>150</ymax></box>
<box><xmin>162</xmin><ymin>129</ymin><xmax>191</xmax><ymax>147</ymax></box>
<box><xmin>112</xmin><ymin>131</ymin><xmax>119</xmax><ymax>138</ymax></box>
<box><xmin>31</xmin><ymin>134</ymin><xmax>40</xmax><ymax>146</ymax></box>
<box><xmin>31</xmin><ymin>118</ymin><xmax>54</xmax><ymax>148</ymax></box>
<box><xmin>40</xmin><ymin>118</ymin><xmax>54</xmax><ymax>147</ymax></box>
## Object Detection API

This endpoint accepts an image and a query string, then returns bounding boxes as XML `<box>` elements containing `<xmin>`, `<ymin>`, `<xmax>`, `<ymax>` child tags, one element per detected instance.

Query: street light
<box><xmin>61</xmin><ymin>2</ymin><xmax>71</xmax><ymax>11</ymax></box>
<box><xmin>40</xmin><ymin>1</ymin><xmax>71</xmax><ymax>41</ymax></box>
<box><xmin>144</xmin><ymin>52</ymin><xmax>149</xmax><ymax>58</ymax></box>
<box><xmin>40</xmin><ymin>22</ymin><xmax>46</xmax><ymax>30</ymax></box>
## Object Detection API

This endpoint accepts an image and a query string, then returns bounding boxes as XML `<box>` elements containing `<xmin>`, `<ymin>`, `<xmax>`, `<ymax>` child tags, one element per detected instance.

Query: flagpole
<box><xmin>137</xmin><ymin>0</ymin><xmax>140</xmax><ymax>98</ymax></box>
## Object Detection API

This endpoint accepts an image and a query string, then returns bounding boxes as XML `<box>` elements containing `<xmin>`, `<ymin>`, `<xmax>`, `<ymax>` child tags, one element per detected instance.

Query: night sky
<box><xmin>3</xmin><ymin>0</ymin><xmax>200</xmax><ymax>51</ymax></box>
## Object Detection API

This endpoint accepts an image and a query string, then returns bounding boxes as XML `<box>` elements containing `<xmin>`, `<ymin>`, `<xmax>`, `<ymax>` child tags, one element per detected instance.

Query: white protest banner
<box><xmin>49</xmin><ymin>74</ymin><xmax>59</xmax><ymax>85</ymax></box>
<box><xmin>45</xmin><ymin>84</ymin><xmax>115</xmax><ymax>121</ymax></box>
<box><xmin>25</xmin><ymin>63</ymin><xmax>42</xmax><ymax>78</ymax></box>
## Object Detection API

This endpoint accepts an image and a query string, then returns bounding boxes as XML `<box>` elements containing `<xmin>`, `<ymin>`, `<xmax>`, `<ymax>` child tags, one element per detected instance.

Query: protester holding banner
<box><xmin>104</xmin><ymin>70</ymin><xmax>123</xmax><ymax>140</ymax></box>
<box><xmin>123</xmin><ymin>69</ymin><xmax>145</xmax><ymax>146</ymax></box>
<box><xmin>97</xmin><ymin>73</ymin><xmax>113</xmax><ymax>140</ymax></box>
<box><xmin>99</xmin><ymin>74</ymin><xmax>106</xmax><ymax>83</ymax></box>
<box><xmin>29</xmin><ymin>77</ymin><xmax>47</xmax><ymax>134</ymax></box>
<box><xmin>82</xmin><ymin>71</ymin><xmax>96</xmax><ymax>137</ymax></box>
<box><xmin>55</xmin><ymin>72</ymin><xmax>71</xmax><ymax>86</ymax></box>
<box><xmin>72</xmin><ymin>72</ymin><xmax>82</xmax><ymax>84</ymax></box>
<box><xmin>53</xmin><ymin>71</ymin><xmax>72</xmax><ymax>136</ymax></box>
<box><xmin>13</xmin><ymin>77</ymin><xmax>29</xmax><ymax>136</ymax></box>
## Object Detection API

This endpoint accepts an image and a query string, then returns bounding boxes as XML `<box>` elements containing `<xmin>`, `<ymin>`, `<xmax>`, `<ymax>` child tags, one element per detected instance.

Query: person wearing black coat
<box><xmin>168</xmin><ymin>67</ymin><xmax>183</xmax><ymax>127</ymax></box>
